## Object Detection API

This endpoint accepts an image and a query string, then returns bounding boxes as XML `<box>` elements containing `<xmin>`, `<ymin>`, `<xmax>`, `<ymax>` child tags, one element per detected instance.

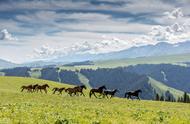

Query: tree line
<box><xmin>155</xmin><ymin>91</ymin><xmax>190</xmax><ymax>103</ymax></box>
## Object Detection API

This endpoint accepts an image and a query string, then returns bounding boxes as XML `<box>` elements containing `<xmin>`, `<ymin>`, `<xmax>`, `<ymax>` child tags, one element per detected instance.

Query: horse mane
<box><xmin>99</xmin><ymin>85</ymin><xmax>106</xmax><ymax>89</ymax></box>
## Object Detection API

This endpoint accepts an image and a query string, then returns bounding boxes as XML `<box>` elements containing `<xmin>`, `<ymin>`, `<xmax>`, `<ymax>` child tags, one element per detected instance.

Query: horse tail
<box><xmin>89</xmin><ymin>90</ymin><xmax>92</xmax><ymax>98</ymax></box>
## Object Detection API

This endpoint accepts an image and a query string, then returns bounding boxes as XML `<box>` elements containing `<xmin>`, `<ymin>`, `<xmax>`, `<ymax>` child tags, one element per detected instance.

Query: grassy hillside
<box><xmin>94</xmin><ymin>53</ymin><xmax>190</xmax><ymax>68</ymax></box>
<box><xmin>148</xmin><ymin>77</ymin><xmax>185</xmax><ymax>99</ymax></box>
<box><xmin>0</xmin><ymin>77</ymin><xmax>190</xmax><ymax>124</ymax></box>
<box><xmin>58</xmin><ymin>53</ymin><xmax>190</xmax><ymax>70</ymax></box>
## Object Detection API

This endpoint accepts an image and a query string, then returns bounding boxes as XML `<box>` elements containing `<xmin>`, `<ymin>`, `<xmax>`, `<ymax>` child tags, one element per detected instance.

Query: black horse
<box><xmin>89</xmin><ymin>85</ymin><xmax>106</xmax><ymax>98</ymax></box>
<box><xmin>124</xmin><ymin>89</ymin><xmax>142</xmax><ymax>100</ymax></box>
<box><xmin>103</xmin><ymin>89</ymin><xmax>119</xmax><ymax>98</ymax></box>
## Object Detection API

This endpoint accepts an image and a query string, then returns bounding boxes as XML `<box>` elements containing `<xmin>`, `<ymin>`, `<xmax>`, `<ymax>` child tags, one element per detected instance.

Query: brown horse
<box><xmin>65</xmin><ymin>87</ymin><xmax>76</xmax><ymax>96</ymax></box>
<box><xmin>65</xmin><ymin>85</ymin><xmax>87</xmax><ymax>96</ymax></box>
<box><xmin>124</xmin><ymin>89</ymin><xmax>142</xmax><ymax>100</ymax></box>
<box><xmin>73</xmin><ymin>85</ymin><xmax>87</xmax><ymax>96</ymax></box>
<box><xmin>21</xmin><ymin>85</ymin><xmax>33</xmax><ymax>92</ymax></box>
<box><xmin>103</xmin><ymin>89</ymin><xmax>119</xmax><ymax>98</ymax></box>
<box><xmin>36</xmin><ymin>84</ymin><xmax>50</xmax><ymax>93</ymax></box>
<box><xmin>52</xmin><ymin>87</ymin><xmax>65</xmax><ymax>95</ymax></box>
<box><xmin>89</xmin><ymin>85</ymin><xmax>106</xmax><ymax>98</ymax></box>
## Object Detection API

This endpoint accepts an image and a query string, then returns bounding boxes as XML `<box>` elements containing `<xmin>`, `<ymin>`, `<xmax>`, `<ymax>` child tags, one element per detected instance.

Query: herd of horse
<box><xmin>20</xmin><ymin>84</ymin><xmax>142</xmax><ymax>100</ymax></box>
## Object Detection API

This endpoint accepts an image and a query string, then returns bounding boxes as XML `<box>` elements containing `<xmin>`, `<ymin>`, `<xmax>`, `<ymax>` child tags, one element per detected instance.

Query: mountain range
<box><xmin>1</xmin><ymin>41</ymin><xmax>190</xmax><ymax>68</ymax></box>
<box><xmin>51</xmin><ymin>40</ymin><xmax>190</xmax><ymax>63</ymax></box>
<box><xmin>0</xmin><ymin>59</ymin><xmax>17</xmax><ymax>69</ymax></box>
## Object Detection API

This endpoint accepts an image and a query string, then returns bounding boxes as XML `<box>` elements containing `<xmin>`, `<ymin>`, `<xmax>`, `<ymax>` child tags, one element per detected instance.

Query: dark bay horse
<box><xmin>124</xmin><ymin>89</ymin><xmax>142</xmax><ymax>100</ymax></box>
<box><xmin>65</xmin><ymin>85</ymin><xmax>87</xmax><ymax>96</ymax></box>
<box><xmin>89</xmin><ymin>85</ymin><xmax>106</xmax><ymax>98</ymax></box>
<box><xmin>65</xmin><ymin>87</ymin><xmax>76</xmax><ymax>96</ymax></box>
<box><xmin>52</xmin><ymin>87</ymin><xmax>65</xmax><ymax>95</ymax></box>
<box><xmin>21</xmin><ymin>85</ymin><xmax>33</xmax><ymax>92</ymax></box>
<box><xmin>74</xmin><ymin>85</ymin><xmax>87</xmax><ymax>96</ymax></box>
<box><xmin>32</xmin><ymin>84</ymin><xmax>39</xmax><ymax>92</ymax></box>
<box><xmin>103</xmin><ymin>89</ymin><xmax>119</xmax><ymax>98</ymax></box>
<box><xmin>36</xmin><ymin>84</ymin><xmax>49</xmax><ymax>93</ymax></box>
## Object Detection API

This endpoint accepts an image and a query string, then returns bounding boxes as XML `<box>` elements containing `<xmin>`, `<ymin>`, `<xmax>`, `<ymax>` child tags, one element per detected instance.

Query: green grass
<box><xmin>0</xmin><ymin>76</ymin><xmax>190</xmax><ymax>124</ymax></box>
<box><xmin>94</xmin><ymin>53</ymin><xmax>190</xmax><ymax>68</ymax></box>
<box><xmin>29</xmin><ymin>68</ymin><xmax>42</xmax><ymax>78</ymax></box>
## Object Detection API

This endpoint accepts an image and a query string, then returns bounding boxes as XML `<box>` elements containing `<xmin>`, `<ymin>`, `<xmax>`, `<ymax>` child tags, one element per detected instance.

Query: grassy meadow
<box><xmin>0</xmin><ymin>76</ymin><xmax>190</xmax><ymax>124</ymax></box>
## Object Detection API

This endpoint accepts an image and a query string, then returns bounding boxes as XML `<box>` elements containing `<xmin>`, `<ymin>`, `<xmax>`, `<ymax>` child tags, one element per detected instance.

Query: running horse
<box><xmin>124</xmin><ymin>89</ymin><xmax>142</xmax><ymax>100</ymax></box>
<box><xmin>65</xmin><ymin>87</ymin><xmax>76</xmax><ymax>96</ymax></box>
<box><xmin>103</xmin><ymin>89</ymin><xmax>119</xmax><ymax>99</ymax></box>
<box><xmin>89</xmin><ymin>85</ymin><xmax>106</xmax><ymax>98</ymax></box>
<box><xmin>21</xmin><ymin>84</ymin><xmax>33</xmax><ymax>92</ymax></box>
<box><xmin>32</xmin><ymin>84</ymin><xmax>39</xmax><ymax>92</ymax></box>
<box><xmin>52</xmin><ymin>87</ymin><xmax>65</xmax><ymax>95</ymax></box>
<box><xmin>65</xmin><ymin>85</ymin><xmax>87</xmax><ymax>96</ymax></box>
<box><xmin>74</xmin><ymin>85</ymin><xmax>87</xmax><ymax>96</ymax></box>
<box><xmin>36</xmin><ymin>84</ymin><xmax>50</xmax><ymax>93</ymax></box>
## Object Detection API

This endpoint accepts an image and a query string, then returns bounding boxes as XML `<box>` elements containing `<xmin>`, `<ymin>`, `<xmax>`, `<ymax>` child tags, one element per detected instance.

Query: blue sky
<box><xmin>0</xmin><ymin>0</ymin><xmax>190</xmax><ymax>63</ymax></box>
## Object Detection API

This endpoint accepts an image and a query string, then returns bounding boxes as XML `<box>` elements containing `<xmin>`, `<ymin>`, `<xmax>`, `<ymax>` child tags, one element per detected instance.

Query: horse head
<box><xmin>115</xmin><ymin>89</ymin><xmax>119</xmax><ymax>93</ymax></box>
<box><xmin>45</xmin><ymin>84</ymin><xmax>50</xmax><ymax>88</ymax></box>
<box><xmin>137</xmin><ymin>89</ymin><xmax>142</xmax><ymax>93</ymax></box>
<box><xmin>100</xmin><ymin>85</ymin><xmax>106</xmax><ymax>90</ymax></box>
<box><xmin>81</xmin><ymin>85</ymin><xmax>87</xmax><ymax>89</ymax></box>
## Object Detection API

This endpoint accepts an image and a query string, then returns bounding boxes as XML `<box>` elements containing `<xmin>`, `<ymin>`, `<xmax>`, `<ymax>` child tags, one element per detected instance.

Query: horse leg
<box><xmin>69</xmin><ymin>92</ymin><xmax>72</xmax><ymax>96</ymax></box>
<box><xmin>98</xmin><ymin>93</ymin><xmax>102</xmax><ymax>97</ymax></box>
<box><xmin>27</xmin><ymin>88</ymin><xmax>30</xmax><ymax>93</ymax></box>
<box><xmin>127</xmin><ymin>95</ymin><xmax>130</xmax><ymax>99</ymax></box>
<box><xmin>21</xmin><ymin>88</ymin><xmax>24</xmax><ymax>92</ymax></box>
<box><xmin>106</xmin><ymin>94</ymin><xmax>109</xmax><ymax>99</ymax></box>
<box><xmin>53</xmin><ymin>90</ymin><xmax>56</xmax><ymax>94</ymax></box>
<box><xmin>44</xmin><ymin>89</ymin><xmax>47</xmax><ymax>94</ymax></box>
<box><xmin>59</xmin><ymin>91</ymin><xmax>62</xmax><ymax>95</ymax></box>
<box><xmin>102</xmin><ymin>94</ymin><xmax>105</xmax><ymax>98</ymax></box>
<box><xmin>81</xmin><ymin>92</ymin><xmax>85</xmax><ymax>96</ymax></box>
<box><xmin>89</xmin><ymin>91</ymin><xmax>92</xmax><ymax>98</ymax></box>
<box><xmin>110</xmin><ymin>95</ymin><xmax>113</xmax><ymax>99</ymax></box>
<box><xmin>130</xmin><ymin>96</ymin><xmax>133</xmax><ymax>100</ymax></box>
<box><xmin>137</xmin><ymin>96</ymin><xmax>141</xmax><ymax>100</ymax></box>
<box><xmin>29</xmin><ymin>89</ymin><xmax>32</xmax><ymax>93</ymax></box>
<box><xmin>75</xmin><ymin>92</ymin><xmax>78</xmax><ymax>96</ymax></box>
<box><xmin>93</xmin><ymin>93</ymin><xmax>98</xmax><ymax>98</ymax></box>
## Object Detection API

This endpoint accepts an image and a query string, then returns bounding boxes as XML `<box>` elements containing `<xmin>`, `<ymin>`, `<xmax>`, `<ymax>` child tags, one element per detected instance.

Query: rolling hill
<box><xmin>56</xmin><ymin>53</ymin><xmax>190</xmax><ymax>70</ymax></box>
<box><xmin>0</xmin><ymin>76</ymin><xmax>190</xmax><ymax>124</ymax></box>
<box><xmin>0</xmin><ymin>64</ymin><xmax>188</xmax><ymax>100</ymax></box>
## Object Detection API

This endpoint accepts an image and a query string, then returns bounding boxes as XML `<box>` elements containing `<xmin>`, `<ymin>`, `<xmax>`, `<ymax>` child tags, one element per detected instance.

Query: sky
<box><xmin>0</xmin><ymin>0</ymin><xmax>190</xmax><ymax>63</ymax></box>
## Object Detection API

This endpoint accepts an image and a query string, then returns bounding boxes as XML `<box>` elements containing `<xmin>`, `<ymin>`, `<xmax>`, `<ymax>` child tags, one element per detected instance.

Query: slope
<box><xmin>0</xmin><ymin>76</ymin><xmax>190</xmax><ymax>123</ymax></box>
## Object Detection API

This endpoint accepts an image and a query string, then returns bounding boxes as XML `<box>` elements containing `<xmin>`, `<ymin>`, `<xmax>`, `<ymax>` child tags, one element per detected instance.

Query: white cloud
<box><xmin>32</xmin><ymin>34</ymin><xmax>151</xmax><ymax>60</ymax></box>
<box><xmin>0</xmin><ymin>29</ymin><xmax>18</xmax><ymax>41</ymax></box>
<box><xmin>33</xmin><ymin>44</ymin><xmax>62</xmax><ymax>60</ymax></box>
<box><xmin>71</xmin><ymin>36</ymin><xmax>131</xmax><ymax>54</ymax></box>
<box><xmin>147</xmin><ymin>8</ymin><xmax>190</xmax><ymax>43</ymax></box>
<box><xmin>164</xmin><ymin>8</ymin><xmax>184</xmax><ymax>19</ymax></box>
